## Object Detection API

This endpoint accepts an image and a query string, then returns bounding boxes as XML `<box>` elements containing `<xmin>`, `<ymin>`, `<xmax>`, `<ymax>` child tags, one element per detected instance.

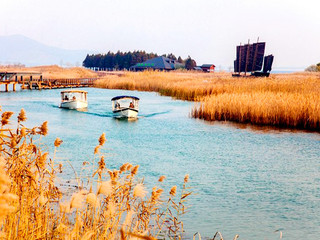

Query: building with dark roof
<box><xmin>198</xmin><ymin>64</ymin><xmax>216</xmax><ymax>72</ymax></box>
<box><xmin>130</xmin><ymin>56</ymin><xmax>183</xmax><ymax>71</ymax></box>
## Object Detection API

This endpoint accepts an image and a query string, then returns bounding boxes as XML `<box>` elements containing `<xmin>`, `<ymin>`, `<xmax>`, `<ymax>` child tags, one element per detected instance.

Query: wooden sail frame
<box><xmin>233</xmin><ymin>38</ymin><xmax>273</xmax><ymax>77</ymax></box>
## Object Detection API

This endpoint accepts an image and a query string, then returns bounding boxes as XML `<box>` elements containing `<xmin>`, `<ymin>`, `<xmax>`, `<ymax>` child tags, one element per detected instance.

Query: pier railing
<box><xmin>34</xmin><ymin>78</ymin><xmax>96</xmax><ymax>89</ymax></box>
<box><xmin>0</xmin><ymin>71</ymin><xmax>97</xmax><ymax>91</ymax></box>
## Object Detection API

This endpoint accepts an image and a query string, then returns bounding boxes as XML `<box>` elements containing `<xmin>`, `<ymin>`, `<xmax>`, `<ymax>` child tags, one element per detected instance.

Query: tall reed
<box><xmin>192</xmin><ymin>91</ymin><xmax>320</xmax><ymax>130</ymax></box>
<box><xmin>0</xmin><ymin>107</ymin><xmax>192</xmax><ymax>239</ymax></box>
<box><xmin>95</xmin><ymin>71</ymin><xmax>320</xmax><ymax>130</ymax></box>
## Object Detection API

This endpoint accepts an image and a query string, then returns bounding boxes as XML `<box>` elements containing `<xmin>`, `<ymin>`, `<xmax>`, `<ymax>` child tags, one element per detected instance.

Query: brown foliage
<box><xmin>95</xmin><ymin>71</ymin><xmax>320</xmax><ymax>130</ymax></box>
<box><xmin>0</xmin><ymin>107</ymin><xmax>192</xmax><ymax>239</ymax></box>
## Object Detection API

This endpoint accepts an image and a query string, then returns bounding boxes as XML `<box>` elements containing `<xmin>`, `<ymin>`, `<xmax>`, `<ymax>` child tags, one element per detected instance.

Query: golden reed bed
<box><xmin>1</xmin><ymin>108</ymin><xmax>237</xmax><ymax>240</ymax></box>
<box><xmin>95</xmin><ymin>71</ymin><xmax>320</xmax><ymax>131</ymax></box>
<box><xmin>0</xmin><ymin>108</ymin><xmax>197</xmax><ymax>239</ymax></box>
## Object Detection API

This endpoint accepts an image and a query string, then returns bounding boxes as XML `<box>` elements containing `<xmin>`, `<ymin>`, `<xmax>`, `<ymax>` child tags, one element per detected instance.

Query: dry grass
<box><xmin>95</xmin><ymin>70</ymin><xmax>224</xmax><ymax>101</ymax></box>
<box><xmin>0</xmin><ymin>65</ymin><xmax>98</xmax><ymax>79</ymax></box>
<box><xmin>95</xmin><ymin>71</ymin><xmax>320</xmax><ymax>131</ymax></box>
<box><xmin>193</xmin><ymin>91</ymin><xmax>320</xmax><ymax>130</ymax></box>
<box><xmin>191</xmin><ymin>73</ymin><xmax>320</xmax><ymax>130</ymax></box>
<box><xmin>0</xmin><ymin>108</ymin><xmax>279</xmax><ymax>239</ymax></box>
<box><xmin>0</xmin><ymin>107</ymin><xmax>193</xmax><ymax>239</ymax></box>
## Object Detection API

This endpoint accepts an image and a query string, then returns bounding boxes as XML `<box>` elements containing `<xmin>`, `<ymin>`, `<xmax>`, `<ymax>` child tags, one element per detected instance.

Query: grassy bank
<box><xmin>95</xmin><ymin>71</ymin><xmax>320</xmax><ymax>131</ymax></box>
<box><xmin>0</xmin><ymin>65</ymin><xmax>98</xmax><ymax>79</ymax></box>
<box><xmin>95</xmin><ymin>71</ymin><xmax>226</xmax><ymax>101</ymax></box>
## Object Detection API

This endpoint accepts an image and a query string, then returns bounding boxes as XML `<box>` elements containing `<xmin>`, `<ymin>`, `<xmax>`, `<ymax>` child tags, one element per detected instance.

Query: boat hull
<box><xmin>113</xmin><ymin>108</ymin><xmax>138</xmax><ymax>118</ymax></box>
<box><xmin>60</xmin><ymin>101</ymin><xmax>88</xmax><ymax>109</ymax></box>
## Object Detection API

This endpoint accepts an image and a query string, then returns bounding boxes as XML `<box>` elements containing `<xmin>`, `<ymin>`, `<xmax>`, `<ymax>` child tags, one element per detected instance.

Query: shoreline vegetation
<box><xmin>94</xmin><ymin>71</ymin><xmax>320</xmax><ymax>132</ymax></box>
<box><xmin>1</xmin><ymin>65</ymin><xmax>319</xmax><ymax>131</ymax></box>
<box><xmin>0</xmin><ymin>108</ymin><xmax>201</xmax><ymax>239</ymax></box>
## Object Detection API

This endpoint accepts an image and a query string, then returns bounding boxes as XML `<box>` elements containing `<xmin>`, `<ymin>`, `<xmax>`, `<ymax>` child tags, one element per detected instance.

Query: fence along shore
<box><xmin>0</xmin><ymin>71</ymin><xmax>96</xmax><ymax>91</ymax></box>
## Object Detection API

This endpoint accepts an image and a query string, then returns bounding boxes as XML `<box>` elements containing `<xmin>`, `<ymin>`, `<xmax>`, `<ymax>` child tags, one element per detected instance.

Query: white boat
<box><xmin>60</xmin><ymin>90</ymin><xmax>88</xmax><ymax>109</ymax></box>
<box><xmin>111</xmin><ymin>95</ymin><xmax>139</xmax><ymax>118</ymax></box>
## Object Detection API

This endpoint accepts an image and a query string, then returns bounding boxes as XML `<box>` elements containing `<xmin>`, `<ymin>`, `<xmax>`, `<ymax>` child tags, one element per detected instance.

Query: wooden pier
<box><xmin>0</xmin><ymin>72</ymin><xmax>96</xmax><ymax>91</ymax></box>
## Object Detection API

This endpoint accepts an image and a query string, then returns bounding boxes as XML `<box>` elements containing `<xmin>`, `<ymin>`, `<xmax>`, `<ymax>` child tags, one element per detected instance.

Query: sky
<box><xmin>1</xmin><ymin>0</ymin><xmax>320</xmax><ymax>70</ymax></box>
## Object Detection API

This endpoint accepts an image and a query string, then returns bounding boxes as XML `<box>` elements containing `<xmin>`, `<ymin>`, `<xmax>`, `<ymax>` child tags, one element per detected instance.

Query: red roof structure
<box><xmin>200</xmin><ymin>64</ymin><xmax>215</xmax><ymax>72</ymax></box>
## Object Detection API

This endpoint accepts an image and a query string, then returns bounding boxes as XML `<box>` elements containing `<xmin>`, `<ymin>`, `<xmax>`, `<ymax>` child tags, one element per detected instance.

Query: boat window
<box><xmin>61</xmin><ymin>92</ymin><xmax>87</xmax><ymax>101</ymax></box>
<box><xmin>113</xmin><ymin>98</ymin><xmax>139</xmax><ymax>109</ymax></box>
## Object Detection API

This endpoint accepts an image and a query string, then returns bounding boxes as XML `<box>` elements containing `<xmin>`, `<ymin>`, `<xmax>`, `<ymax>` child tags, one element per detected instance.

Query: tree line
<box><xmin>82</xmin><ymin>51</ymin><xmax>196</xmax><ymax>70</ymax></box>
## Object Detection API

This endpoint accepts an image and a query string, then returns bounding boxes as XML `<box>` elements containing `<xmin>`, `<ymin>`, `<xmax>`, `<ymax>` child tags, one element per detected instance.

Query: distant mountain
<box><xmin>0</xmin><ymin>35</ymin><xmax>88</xmax><ymax>66</ymax></box>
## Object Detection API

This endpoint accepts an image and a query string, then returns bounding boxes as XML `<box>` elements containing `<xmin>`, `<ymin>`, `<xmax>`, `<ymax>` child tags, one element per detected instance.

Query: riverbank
<box><xmin>0</xmin><ymin>65</ymin><xmax>98</xmax><ymax>79</ymax></box>
<box><xmin>94</xmin><ymin>71</ymin><xmax>320</xmax><ymax>131</ymax></box>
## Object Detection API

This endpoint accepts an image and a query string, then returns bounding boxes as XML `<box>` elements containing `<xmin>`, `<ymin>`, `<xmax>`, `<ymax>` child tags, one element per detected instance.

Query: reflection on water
<box><xmin>202</xmin><ymin>119</ymin><xmax>317</xmax><ymax>134</ymax></box>
<box><xmin>1</xmin><ymin>87</ymin><xmax>320</xmax><ymax>239</ymax></box>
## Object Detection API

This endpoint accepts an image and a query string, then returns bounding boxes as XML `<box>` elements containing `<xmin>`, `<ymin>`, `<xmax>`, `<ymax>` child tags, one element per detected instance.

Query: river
<box><xmin>1</xmin><ymin>87</ymin><xmax>319</xmax><ymax>239</ymax></box>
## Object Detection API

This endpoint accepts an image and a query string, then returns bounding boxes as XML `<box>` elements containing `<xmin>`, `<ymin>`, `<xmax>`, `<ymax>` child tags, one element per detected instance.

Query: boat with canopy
<box><xmin>111</xmin><ymin>95</ymin><xmax>139</xmax><ymax>118</ymax></box>
<box><xmin>60</xmin><ymin>90</ymin><xmax>88</xmax><ymax>109</ymax></box>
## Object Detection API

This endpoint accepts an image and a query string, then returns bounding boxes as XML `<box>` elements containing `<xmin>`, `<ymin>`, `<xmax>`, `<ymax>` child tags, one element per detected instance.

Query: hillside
<box><xmin>0</xmin><ymin>35</ymin><xmax>88</xmax><ymax>67</ymax></box>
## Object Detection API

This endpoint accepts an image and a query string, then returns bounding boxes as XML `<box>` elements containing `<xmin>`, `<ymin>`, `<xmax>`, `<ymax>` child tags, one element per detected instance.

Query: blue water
<box><xmin>1</xmin><ymin>87</ymin><xmax>319</xmax><ymax>239</ymax></box>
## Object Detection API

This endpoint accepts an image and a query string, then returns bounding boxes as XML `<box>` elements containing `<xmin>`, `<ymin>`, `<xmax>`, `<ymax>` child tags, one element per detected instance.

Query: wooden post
<box><xmin>13</xmin><ymin>83</ymin><xmax>16</xmax><ymax>91</ymax></box>
<box><xmin>5</xmin><ymin>84</ymin><xmax>8</xmax><ymax>92</ymax></box>
<box><xmin>244</xmin><ymin>39</ymin><xmax>250</xmax><ymax>76</ymax></box>
<box><xmin>21</xmin><ymin>76</ymin><xmax>25</xmax><ymax>89</ymax></box>
<box><xmin>238</xmin><ymin>43</ymin><xmax>241</xmax><ymax>75</ymax></box>
<box><xmin>38</xmin><ymin>76</ymin><xmax>42</xmax><ymax>90</ymax></box>
<box><xmin>30</xmin><ymin>76</ymin><xmax>32</xmax><ymax>90</ymax></box>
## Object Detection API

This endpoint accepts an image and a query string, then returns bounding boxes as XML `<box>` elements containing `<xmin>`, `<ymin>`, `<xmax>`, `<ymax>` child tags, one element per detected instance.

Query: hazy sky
<box><xmin>1</xmin><ymin>0</ymin><xmax>319</xmax><ymax>69</ymax></box>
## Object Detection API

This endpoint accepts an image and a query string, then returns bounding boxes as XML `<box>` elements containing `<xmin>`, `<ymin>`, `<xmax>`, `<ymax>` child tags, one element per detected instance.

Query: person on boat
<box><xmin>129</xmin><ymin>102</ymin><xmax>134</xmax><ymax>108</ymax></box>
<box><xmin>64</xmin><ymin>95</ymin><xmax>69</xmax><ymax>101</ymax></box>
<box><xmin>115</xmin><ymin>102</ymin><xmax>120</xmax><ymax>109</ymax></box>
<box><xmin>72</xmin><ymin>96</ymin><xmax>76</xmax><ymax>101</ymax></box>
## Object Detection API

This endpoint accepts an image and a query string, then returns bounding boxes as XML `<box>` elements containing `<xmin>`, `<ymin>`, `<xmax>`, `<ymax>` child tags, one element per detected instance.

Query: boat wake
<box><xmin>52</xmin><ymin>104</ymin><xmax>170</xmax><ymax>118</ymax></box>
<box><xmin>52</xmin><ymin>104</ymin><xmax>113</xmax><ymax>117</ymax></box>
<box><xmin>139</xmin><ymin>110</ymin><xmax>171</xmax><ymax>118</ymax></box>
<box><xmin>84</xmin><ymin>112</ymin><xmax>114</xmax><ymax>118</ymax></box>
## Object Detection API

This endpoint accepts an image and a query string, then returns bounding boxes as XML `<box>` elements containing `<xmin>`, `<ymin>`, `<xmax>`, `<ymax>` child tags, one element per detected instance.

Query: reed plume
<box><xmin>133</xmin><ymin>183</ymin><xmax>148</xmax><ymax>199</ymax></box>
<box><xmin>158</xmin><ymin>175</ymin><xmax>166</xmax><ymax>182</ymax></box>
<box><xmin>54</xmin><ymin>137</ymin><xmax>63</xmax><ymax>147</ymax></box>
<box><xmin>99</xmin><ymin>132</ymin><xmax>106</xmax><ymax>146</ymax></box>
<box><xmin>0</xmin><ymin>106</ymin><xmax>193</xmax><ymax>239</ymax></box>
<box><xmin>17</xmin><ymin>108</ymin><xmax>27</xmax><ymax>122</ymax></box>
<box><xmin>1</xmin><ymin>111</ymin><xmax>14</xmax><ymax>126</ymax></box>
<box><xmin>39</xmin><ymin>121</ymin><xmax>48</xmax><ymax>135</ymax></box>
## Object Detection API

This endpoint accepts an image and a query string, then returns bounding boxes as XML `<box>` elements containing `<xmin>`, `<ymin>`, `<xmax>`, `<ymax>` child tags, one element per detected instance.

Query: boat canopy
<box><xmin>61</xmin><ymin>90</ymin><xmax>87</xmax><ymax>101</ymax></box>
<box><xmin>61</xmin><ymin>90</ymin><xmax>88</xmax><ymax>94</ymax></box>
<box><xmin>111</xmin><ymin>95</ymin><xmax>140</xmax><ymax>101</ymax></box>
<box><xmin>112</xmin><ymin>95</ymin><xmax>139</xmax><ymax>112</ymax></box>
